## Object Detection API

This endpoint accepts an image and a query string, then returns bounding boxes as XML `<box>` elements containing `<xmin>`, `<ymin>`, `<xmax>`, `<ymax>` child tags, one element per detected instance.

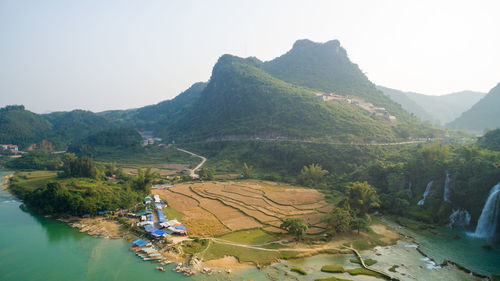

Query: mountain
<box><xmin>0</xmin><ymin>105</ymin><xmax>113</xmax><ymax>150</ymax></box>
<box><xmin>447</xmin><ymin>83</ymin><xmax>500</xmax><ymax>132</ymax></box>
<box><xmin>99</xmin><ymin>82</ymin><xmax>207</xmax><ymax>129</ymax></box>
<box><xmin>376</xmin><ymin>86</ymin><xmax>435</xmax><ymax>122</ymax></box>
<box><xmin>42</xmin><ymin>110</ymin><xmax>113</xmax><ymax>148</ymax></box>
<box><xmin>259</xmin><ymin>40</ymin><xmax>436</xmax><ymax>137</ymax></box>
<box><xmin>159</xmin><ymin>53</ymin><xmax>420</xmax><ymax>143</ymax></box>
<box><xmin>378</xmin><ymin>86</ymin><xmax>486</xmax><ymax>125</ymax></box>
<box><xmin>0</xmin><ymin>105</ymin><xmax>52</xmax><ymax>149</ymax></box>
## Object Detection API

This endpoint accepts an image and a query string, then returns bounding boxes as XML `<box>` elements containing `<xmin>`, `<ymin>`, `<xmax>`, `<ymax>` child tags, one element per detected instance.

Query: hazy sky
<box><xmin>1</xmin><ymin>0</ymin><xmax>499</xmax><ymax>113</ymax></box>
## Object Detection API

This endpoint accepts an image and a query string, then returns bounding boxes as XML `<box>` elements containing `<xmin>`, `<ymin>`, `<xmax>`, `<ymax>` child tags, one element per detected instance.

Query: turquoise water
<box><xmin>406</xmin><ymin>226</ymin><xmax>500</xmax><ymax>276</ymax></box>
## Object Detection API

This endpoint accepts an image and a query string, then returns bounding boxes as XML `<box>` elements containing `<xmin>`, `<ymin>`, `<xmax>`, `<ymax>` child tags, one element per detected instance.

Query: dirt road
<box><xmin>176</xmin><ymin>148</ymin><xmax>207</xmax><ymax>179</ymax></box>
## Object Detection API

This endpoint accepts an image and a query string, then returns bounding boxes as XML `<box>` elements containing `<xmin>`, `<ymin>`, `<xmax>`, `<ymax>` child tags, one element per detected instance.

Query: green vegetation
<box><xmin>346</xmin><ymin>268</ymin><xmax>388</xmax><ymax>279</ymax></box>
<box><xmin>5</xmin><ymin>151</ymin><xmax>61</xmax><ymax>170</ymax></box>
<box><xmin>68</xmin><ymin>127</ymin><xmax>142</xmax><ymax>157</ymax></box>
<box><xmin>217</xmin><ymin>228</ymin><xmax>277</xmax><ymax>245</ymax></box>
<box><xmin>447</xmin><ymin>82</ymin><xmax>500</xmax><ymax>131</ymax></box>
<box><xmin>478</xmin><ymin>128</ymin><xmax>500</xmax><ymax>151</ymax></box>
<box><xmin>388</xmin><ymin>265</ymin><xmax>399</xmax><ymax>272</ymax></box>
<box><xmin>345</xmin><ymin>181</ymin><xmax>380</xmax><ymax>216</ymax></box>
<box><xmin>350</xmin><ymin>258</ymin><xmax>377</xmax><ymax>266</ymax></box>
<box><xmin>91</xmin><ymin>145</ymin><xmax>198</xmax><ymax>165</ymax></box>
<box><xmin>290</xmin><ymin>267</ymin><xmax>307</xmax><ymax>275</ymax></box>
<box><xmin>161</xmin><ymin>54</ymin><xmax>406</xmax><ymax>144</ymax></box>
<box><xmin>0</xmin><ymin>105</ymin><xmax>52</xmax><ymax>149</ymax></box>
<box><xmin>280</xmin><ymin>218</ymin><xmax>308</xmax><ymax>240</ymax></box>
<box><xmin>8</xmin><ymin>155</ymin><xmax>149</xmax><ymax>215</ymax></box>
<box><xmin>261</xmin><ymin>39</ymin><xmax>438</xmax><ymax>139</ymax></box>
<box><xmin>182</xmin><ymin>239</ymin><xmax>209</xmax><ymax>255</ymax></box>
<box><xmin>320</xmin><ymin>265</ymin><xmax>344</xmax><ymax>273</ymax></box>
<box><xmin>198</xmin><ymin>167</ymin><xmax>214</xmax><ymax>180</ymax></box>
<box><xmin>163</xmin><ymin>206</ymin><xmax>184</xmax><ymax>220</ymax></box>
<box><xmin>315</xmin><ymin>278</ymin><xmax>353</xmax><ymax>281</ymax></box>
<box><xmin>297</xmin><ymin>163</ymin><xmax>328</xmax><ymax>186</ymax></box>
<box><xmin>203</xmin><ymin>241</ymin><xmax>299</xmax><ymax>266</ymax></box>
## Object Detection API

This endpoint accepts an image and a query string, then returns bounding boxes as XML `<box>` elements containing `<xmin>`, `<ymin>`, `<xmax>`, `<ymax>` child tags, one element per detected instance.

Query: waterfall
<box><xmin>473</xmin><ymin>183</ymin><xmax>500</xmax><ymax>238</ymax></box>
<box><xmin>443</xmin><ymin>172</ymin><xmax>451</xmax><ymax>203</ymax></box>
<box><xmin>417</xmin><ymin>180</ymin><xmax>433</xmax><ymax>206</ymax></box>
<box><xmin>449</xmin><ymin>209</ymin><xmax>471</xmax><ymax>228</ymax></box>
<box><xmin>407</xmin><ymin>181</ymin><xmax>413</xmax><ymax>200</ymax></box>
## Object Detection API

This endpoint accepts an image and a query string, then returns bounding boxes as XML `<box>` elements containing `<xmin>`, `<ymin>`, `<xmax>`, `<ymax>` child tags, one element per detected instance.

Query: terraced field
<box><xmin>154</xmin><ymin>180</ymin><xmax>332</xmax><ymax>236</ymax></box>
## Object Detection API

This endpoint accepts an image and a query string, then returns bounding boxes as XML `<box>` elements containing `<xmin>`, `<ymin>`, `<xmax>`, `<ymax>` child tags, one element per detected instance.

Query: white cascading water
<box><xmin>417</xmin><ymin>180</ymin><xmax>433</xmax><ymax>206</ymax></box>
<box><xmin>449</xmin><ymin>209</ymin><xmax>471</xmax><ymax>228</ymax></box>
<box><xmin>443</xmin><ymin>172</ymin><xmax>451</xmax><ymax>203</ymax></box>
<box><xmin>473</xmin><ymin>183</ymin><xmax>500</xmax><ymax>238</ymax></box>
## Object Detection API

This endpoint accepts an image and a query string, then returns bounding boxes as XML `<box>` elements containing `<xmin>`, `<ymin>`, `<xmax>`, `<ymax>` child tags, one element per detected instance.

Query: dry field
<box><xmin>154</xmin><ymin>180</ymin><xmax>331</xmax><ymax>236</ymax></box>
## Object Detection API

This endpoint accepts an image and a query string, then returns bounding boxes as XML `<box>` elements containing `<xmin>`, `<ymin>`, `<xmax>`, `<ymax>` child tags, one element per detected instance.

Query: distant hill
<box><xmin>99</xmin><ymin>82</ymin><xmax>207</xmax><ymax>129</ymax></box>
<box><xmin>478</xmin><ymin>128</ymin><xmax>500</xmax><ymax>151</ymax></box>
<box><xmin>43</xmin><ymin>110</ymin><xmax>113</xmax><ymax>148</ymax></box>
<box><xmin>447</xmin><ymin>83</ymin><xmax>500</xmax><ymax>132</ymax></box>
<box><xmin>378</xmin><ymin>86</ymin><xmax>486</xmax><ymax>125</ymax></box>
<box><xmin>0</xmin><ymin>105</ymin><xmax>52</xmax><ymax>149</ymax></box>
<box><xmin>0</xmin><ymin>105</ymin><xmax>113</xmax><ymax>150</ymax></box>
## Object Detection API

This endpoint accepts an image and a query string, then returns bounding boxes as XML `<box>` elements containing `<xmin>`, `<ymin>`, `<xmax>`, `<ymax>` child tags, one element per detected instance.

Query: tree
<box><xmin>345</xmin><ymin>181</ymin><xmax>380</xmax><ymax>216</ymax></box>
<box><xmin>326</xmin><ymin>207</ymin><xmax>352</xmax><ymax>234</ymax></box>
<box><xmin>198</xmin><ymin>167</ymin><xmax>214</xmax><ymax>180</ymax></box>
<box><xmin>133</xmin><ymin>167</ymin><xmax>158</xmax><ymax>194</ymax></box>
<box><xmin>242</xmin><ymin>162</ymin><xmax>253</xmax><ymax>179</ymax></box>
<box><xmin>351</xmin><ymin>217</ymin><xmax>368</xmax><ymax>235</ymax></box>
<box><xmin>297</xmin><ymin>163</ymin><xmax>328</xmax><ymax>186</ymax></box>
<box><xmin>280</xmin><ymin>218</ymin><xmax>308</xmax><ymax>240</ymax></box>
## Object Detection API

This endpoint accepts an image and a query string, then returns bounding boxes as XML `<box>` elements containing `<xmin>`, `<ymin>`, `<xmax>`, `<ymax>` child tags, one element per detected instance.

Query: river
<box><xmin>0</xmin><ymin>170</ymin><xmax>498</xmax><ymax>280</ymax></box>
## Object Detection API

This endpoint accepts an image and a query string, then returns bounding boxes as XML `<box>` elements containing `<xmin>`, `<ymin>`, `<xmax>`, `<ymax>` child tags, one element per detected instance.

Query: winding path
<box><xmin>176</xmin><ymin>148</ymin><xmax>207</xmax><ymax>179</ymax></box>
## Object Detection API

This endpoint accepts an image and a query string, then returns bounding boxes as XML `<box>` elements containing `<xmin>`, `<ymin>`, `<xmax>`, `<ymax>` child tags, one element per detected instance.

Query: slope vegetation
<box><xmin>447</xmin><ymin>83</ymin><xmax>500</xmax><ymax>131</ymax></box>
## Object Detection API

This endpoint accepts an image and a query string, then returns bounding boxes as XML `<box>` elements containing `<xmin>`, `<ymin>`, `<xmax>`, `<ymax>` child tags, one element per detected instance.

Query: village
<box><xmin>315</xmin><ymin>92</ymin><xmax>397</xmax><ymax>122</ymax></box>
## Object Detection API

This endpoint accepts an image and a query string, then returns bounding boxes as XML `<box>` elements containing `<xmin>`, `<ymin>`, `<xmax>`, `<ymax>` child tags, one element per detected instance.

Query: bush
<box><xmin>350</xmin><ymin>258</ymin><xmax>377</xmax><ymax>266</ymax></box>
<box><xmin>290</xmin><ymin>267</ymin><xmax>306</xmax><ymax>275</ymax></box>
<box><xmin>320</xmin><ymin>265</ymin><xmax>344</xmax><ymax>273</ymax></box>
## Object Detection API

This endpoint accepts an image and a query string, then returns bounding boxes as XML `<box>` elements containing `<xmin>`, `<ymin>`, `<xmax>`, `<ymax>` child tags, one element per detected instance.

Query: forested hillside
<box><xmin>447</xmin><ymin>83</ymin><xmax>500</xmax><ymax>132</ymax></box>
<box><xmin>159</xmin><ymin>55</ymin><xmax>398</xmax><ymax>143</ymax></box>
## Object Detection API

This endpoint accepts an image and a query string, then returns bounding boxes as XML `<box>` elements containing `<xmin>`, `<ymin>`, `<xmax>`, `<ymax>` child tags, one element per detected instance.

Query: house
<box><xmin>153</xmin><ymin>195</ymin><xmax>161</xmax><ymax>203</ymax></box>
<box><xmin>1</xmin><ymin>144</ymin><xmax>18</xmax><ymax>152</ymax></box>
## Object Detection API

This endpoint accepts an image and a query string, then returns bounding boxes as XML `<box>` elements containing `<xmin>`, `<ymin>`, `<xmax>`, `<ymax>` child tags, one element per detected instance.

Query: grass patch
<box><xmin>203</xmin><ymin>241</ymin><xmax>299</xmax><ymax>266</ymax></box>
<box><xmin>320</xmin><ymin>265</ymin><xmax>344</xmax><ymax>273</ymax></box>
<box><xmin>163</xmin><ymin>206</ymin><xmax>183</xmax><ymax>220</ymax></box>
<box><xmin>217</xmin><ymin>228</ymin><xmax>277</xmax><ymax>245</ymax></box>
<box><xmin>347</xmin><ymin>268</ymin><xmax>388</xmax><ymax>280</ymax></box>
<box><xmin>388</xmin><ymin>265</ymin><xmax>399</xmax><ymax>272</ymax></box>
<box><xmin>350</xmin><ymin>258</ymin><xmax>377</xmax><ymax>266</ymax></box>
<box><xmin>315</xmin><ymin>277</ymin><xmax>353</xmax><ymax>281</ymax></box>
<box><xmin>10</xmin><ymin>171</ymin><xmax>57</xmax><ymax>190</ymax></box>
<box><xmin>181</xmin><ymin>239</ymin><xmax>209</xmax><ymax>255</ymax></box>
<box><xmin>290</xmin><ymin>267</ymin><xmax>307</xmax><ymax>275</ymax></box>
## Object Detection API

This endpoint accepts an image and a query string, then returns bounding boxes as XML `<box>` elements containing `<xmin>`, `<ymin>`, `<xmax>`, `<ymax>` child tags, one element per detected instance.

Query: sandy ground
<box><xmin>203</xmin><ymin>256</ymin><xmax>254</xmax><ymax>269</ymax></box>
<box><xmin>65</xmin><ymin>217</ymin><xmax>123</xmax><ymax>238</ymax></box>
<box><xmin>370</xmin><ymin>224</ymin><xmax>401</xmax><ymax>243</ymax></box>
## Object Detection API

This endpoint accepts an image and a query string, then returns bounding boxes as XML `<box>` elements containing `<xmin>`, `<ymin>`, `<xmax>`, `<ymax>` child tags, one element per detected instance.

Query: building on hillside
<box><xmin>1</xmin><ymin>144</ymin><xmax>18</xmax><ymax>152</ymax></box>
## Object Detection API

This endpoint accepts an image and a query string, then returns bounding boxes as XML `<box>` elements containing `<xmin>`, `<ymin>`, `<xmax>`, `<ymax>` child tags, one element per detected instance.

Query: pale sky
<box><xmin>1</xmin><ymin>0</ymin><xmax>499</xmax><ymax>113</ymax></box>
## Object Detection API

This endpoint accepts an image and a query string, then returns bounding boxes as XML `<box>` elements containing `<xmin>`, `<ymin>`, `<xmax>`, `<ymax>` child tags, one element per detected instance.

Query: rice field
<box><xmin>153</xmin><ymin>180</ymin><xmax>331</xmax><ymax>236</ymax></box>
